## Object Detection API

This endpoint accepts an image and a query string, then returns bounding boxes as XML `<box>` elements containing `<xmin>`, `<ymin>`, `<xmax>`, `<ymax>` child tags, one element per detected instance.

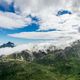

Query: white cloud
<box><xmin>8</xmin><ymin>29</ymin><xmax>80</xmax><ymax>43</ymax></box>
<box><xmin>15</xmin><ymin>0</ymin><xmax>79</xmax><ymax>15</ymax></box>
<box><xmin>0</xmin><ymin>12</ymin><xmax>32</xmax><ymax>29</ymax></box>
<box><xmin>0</xmin><ymin>41</ymin><xmax>70</xmax><ymax>55</ymax></box>
<box><xmin>0</xmin><ymin>0</ymin><xmax>80</xmax><ymax>29</ymax></box>
<box><xmin>38</xmin><ymin>13</ymin><xmax>80</xmax><ymax>31</ymax></box>
<box><xmin>14</xmin><ymin>0</ymin><xmax>80</xmax><ymax>15</ymax></box>
<box><xmin>4</xmin><ymin>0</ymin><xmax>13</xmax><ymax>4</ymax></box>
<box><xmin>13</xmin><ymin>0</ymin><xmax>80</xmax><ymax>32</ymax></box>
<box><xmin>0</xmin><ymin>0</ymin><xmax>80</xmax><ymax>45</ymax></box>
<box><xmin>8</xmin><ymin>13</ymin><xmax>80</xmax><ymax>43</ymax></box>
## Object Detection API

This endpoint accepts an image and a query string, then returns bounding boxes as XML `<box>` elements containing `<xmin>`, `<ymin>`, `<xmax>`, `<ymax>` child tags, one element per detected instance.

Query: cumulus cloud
<box><xmin>14</xmin><ymin>0</ymin><xmax>70</xmax><ymax>16</ymax></box>
<box><xmin>38</xmin><ymin>13</ymin><xmax>80</xmax><ymax>31</ymax></box>
<box><xmin>8</xmin><ymin>13</ymin><xmax>80</xmax><ymax>43</ymax></box>
<box><xmin>13</xmin><ymin>0</ymin><xmax>80</xmax><ymax>32</ymax></box>
<box><xmin>14</xmin><ymin>0</ymin><xmax>80</xmax><ymax>15</ymax></box>
<box><xmin>0</xmin><ymin>12</ymin><xmax>32</xmax><ymax>29</ymax></box>
<box><xmin>0</xmin><ymin>0</ymin><xmax>80</xmax><ymax>45</ymax></box>
<box><xmin>0</xmin><ymin>0</ymin><xmax>80</xmax><ymax>29</ymax></box>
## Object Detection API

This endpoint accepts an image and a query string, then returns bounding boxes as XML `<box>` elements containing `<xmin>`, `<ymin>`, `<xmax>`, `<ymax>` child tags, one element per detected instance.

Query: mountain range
<box><xmin>0</xmin><ymin>40</ymin><xmax>80</xmax><ymax>80</ymax></box>
<box><xmin>0</xmin><ymin>40</ymin><xmax>80</xmax><ymax>61</ymax></box>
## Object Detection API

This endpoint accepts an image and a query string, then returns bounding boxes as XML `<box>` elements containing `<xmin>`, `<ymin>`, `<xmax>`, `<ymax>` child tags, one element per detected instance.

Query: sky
<box><xmin>0</xmin><ymin>0</ymin><xmax>80</xmax><ymax>45</ymax></box>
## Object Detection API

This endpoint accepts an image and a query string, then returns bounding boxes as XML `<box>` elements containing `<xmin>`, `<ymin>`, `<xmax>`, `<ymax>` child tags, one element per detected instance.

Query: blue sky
<box><xmin>0</xmin><ymin>19</ymin><xmax>41</xmax><ymax>44</ymax></box>
<box><xmin>0</xmin><ymin>0</ymin><xmax>57</xmax><ymax>45</ymax></box>
<box><xmin>0</xmin><ymin>11</ymin><xmax>54</xmax><ymax>44</ymax></box>
<box><xmin>0</xmin><ymin>1</ymin><xmax>43</xmax><ymax>45</ymax></box>
<box><xmin>0</xmin><ymin>0</ymin><xmax>80</xmax><ymax>45</ymax></box>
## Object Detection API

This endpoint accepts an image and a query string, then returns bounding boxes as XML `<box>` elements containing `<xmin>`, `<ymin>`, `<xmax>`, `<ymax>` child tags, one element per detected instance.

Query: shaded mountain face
<box><xmin>0</xmin><ymin>42</ymin><xmax>15</xmax><ymax>48</ymax></box>
<box><xmin>1</xmin><ymin>40</ymin><xmax>80</xmax><ymax>62</ymax></box>
<box><xmin>0</xmin><ymin>0</ymin><xmax>15</xmax><ymax>13</ymax></box>
<box><xmin>0</xmin><ymin>40</ymin><xmax>80</xmax><ymax>62</ymax></box>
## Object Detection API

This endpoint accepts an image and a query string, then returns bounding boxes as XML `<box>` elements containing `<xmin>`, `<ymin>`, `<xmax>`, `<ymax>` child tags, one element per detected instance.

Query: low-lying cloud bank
<box><xmin>0</xmin><ymin>41</ymin><xmax>71</xmax><ymax>56</ymax></box>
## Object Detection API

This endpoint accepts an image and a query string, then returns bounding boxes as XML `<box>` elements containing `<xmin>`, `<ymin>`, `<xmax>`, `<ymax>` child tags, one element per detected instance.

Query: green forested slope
<box><xmin>0</xmin><ymin>40</ymin><xmax>80</xmax><ymax>80</ymax></box>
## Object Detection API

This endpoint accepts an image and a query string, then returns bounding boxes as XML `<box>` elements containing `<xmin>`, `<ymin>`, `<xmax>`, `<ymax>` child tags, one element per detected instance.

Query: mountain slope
<box><xmin>0</xmin><ymin>40</ymin><xmax>80</xmax><ymax>80</ymax></box>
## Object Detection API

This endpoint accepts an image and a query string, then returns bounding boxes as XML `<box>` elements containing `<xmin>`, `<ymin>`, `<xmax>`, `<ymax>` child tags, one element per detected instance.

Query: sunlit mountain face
<box><xmin>0</xmin><ymin>0</ymin><xmax>80</xmax><ymax>45</ymax></box>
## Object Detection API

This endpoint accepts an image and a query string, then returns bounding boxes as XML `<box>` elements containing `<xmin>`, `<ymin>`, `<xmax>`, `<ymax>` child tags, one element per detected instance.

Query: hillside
<box><xmin>0</xmin><ymin>40</ymin><xmax>80</xmax><ymax>80</ymax></box>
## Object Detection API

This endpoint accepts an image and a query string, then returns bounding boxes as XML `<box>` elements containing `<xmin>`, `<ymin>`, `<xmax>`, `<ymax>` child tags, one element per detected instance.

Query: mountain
<box><xmin>1</xmin><ymin>40</ymin><xmax>80</xmax><ymax>61</ymax></box>
<box><xmin>0</xmin><ymin>42</ymin><xmax>15</xmax><ymax>48</ymax></box>
<box><xmin>0</xmin><ymin>43</ymin><xmax>56</xmax><ymax>61</ymax></box>
<box><xmin>0</xmin><ymin>40</ymin><xmax>80</xmax><ymax>80</ymax></box>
